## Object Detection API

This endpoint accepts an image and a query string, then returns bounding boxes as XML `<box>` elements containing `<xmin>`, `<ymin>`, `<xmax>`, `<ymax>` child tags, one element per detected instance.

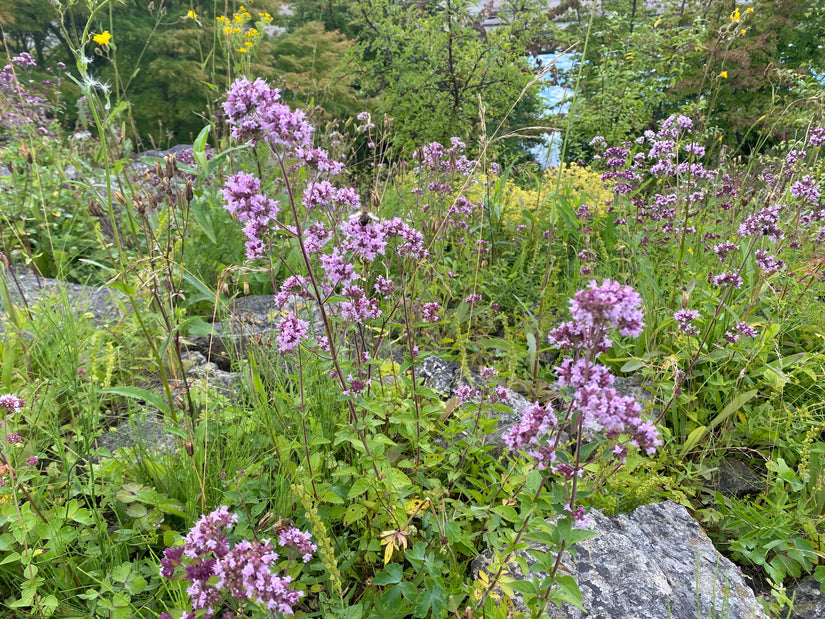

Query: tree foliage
<box><xmin>344</xmin><ymin>0</ymin><xmax>551</xmax><ymax>158</ymax></box>
<box><xmin>556</xmin><ymin>0</ymin><xmax>825</xmax><ymax>160</ymax></box>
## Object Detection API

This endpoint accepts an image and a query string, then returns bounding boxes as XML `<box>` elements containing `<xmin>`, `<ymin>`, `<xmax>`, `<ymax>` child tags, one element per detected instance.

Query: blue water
<box><xmin>529</xmin><ymin>52</ymin><xmax>575</xmax><ymax>168</ymax></box>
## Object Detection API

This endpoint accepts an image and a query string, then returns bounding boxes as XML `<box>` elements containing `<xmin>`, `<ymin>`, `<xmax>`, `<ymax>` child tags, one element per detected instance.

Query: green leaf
<box><xmin>388</xmin><ymin>468</ymin><xmax>411</xmax><ymax>490</ymax></box>
<box><xmin>373</xmin><ymin>563</ymin><xmax>404</xmax><ymax>586</ymax></box>
<box><xmin>323</xmin><ymin>491</ymin><xmax>345</xmax><ymax>505</ymax></box>
<box><xmin>107</xmin><ymin>282</ymin><xmax>135</xmax><ymax>296</ymax></box>
<box><xmin>116</xmin><ymin>483</ymin><xmax>143</xmax><ymax>504</ymax></box>
<box><xmin>526</xmin><ymin>332</ymin><xmax>537</xmax><ymax>369</ymax></box>
<box><xmin>524</xmin><ymin>469</ymin><xmax>542</xmax><ymax>496</ymax></box>
<box><xmin>336</xmin><ymin>604</ymin><xmax>364</xmax><ymax>619</ymax></box>
<box><xmin>707</xmin><ymin>389</ymin><xmax>758</xmax><ymax>432</ymax></box>
<box><xmin>193</xmin><ymin>126</ymin><xmax>211</xmax><ymax>170</ymax></box>
<box><xmin>112</xmin><ymin>563</ymin><xmax>132</xmax><ymax>582</ymax></box>
<box><xmin>509</xmin><ymin>578</ymin><xmax>538</xmax><ymax>596</ymax></box>
<box><xmin>680</xmin><ymin>425</ymin><xmax>708</xmax><ymax>456</ymax></box>
<box><xmin>555</xmin><ymin>574</ymin><xmax>585</xmax><ymax>610</ymax></box>
<box><xmin>763</xmin><ymin>365</ymin><xmax>788</xmax><ymax>392</ymax></box>
<box><xmin>126</xmin><ymin>576</ymin><xmax>147</xmax><ymax>596</ymax></box>
<box><xmin>620</xmin><ymin>358</ymin><xmax>646</xmax><ymax>372</ymax></box>
<box><xmin>347</xmin><ymin>478</ymin><xmax>372</xmax><ymax>499</ymax></box>
<box><xmin>154</xmin><ymin>498</ymin><xmax>186</xmax><ymax>518</ymax></box>
<box><xmin>101</xmin><ymin>386</ymin><xmax>171</xmax><ymax>416</ymax></box>
<box><xmin>413</xmin><ymin>583</ymin><xmax>447</xmax><ymax>618</ymax></box>
<box><xmin>344</xmin><ymin>503</ymin><xmax>368</xmax><ymax>526</ymax></box>
<box><xmin>125</xmin><ymin>503</ymin><xmax>147</xmax><ymax>518</ymax></box>
<box><xmin>0</xmin><ymin>551</ymin><xmax>21</xmax><ymax>565</ymax></box>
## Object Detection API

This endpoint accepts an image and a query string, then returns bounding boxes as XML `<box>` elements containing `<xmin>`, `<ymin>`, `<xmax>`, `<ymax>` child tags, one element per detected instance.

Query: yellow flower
<box><xmin>746</xmin><ymin>7</ymin><xmax>753</xmax><ymax>13</ymax></box>
<box><xmin>237</xmin><ymin>47</ymin><xmax>247</xmax><ymax>53</ymax></box>
<box><xmin>246</xmin><ymin>28</ymin><xmax>259</xmax><ymax>38</ymax></box>
<box><xmin>720</xmin><ymin>71</ymin><xmax>728</xmax><ymax>79</ymax></box>
<box><xmin>730</xmin><ymin>7</ymin><xmax>740</xmax><ymax>21</ymax></box>
<box><xmin>740</xmin><ymin>28</ymin><xmax>747</xmax><ymax>35</ymax></box>
<box><xmin>93</xmin><ymin>31</ymin><xmax>112</xmax><ymax>46</ymax></box>
<box><xmin>187</xmin><ymin>9</ymin><xmax>197</xmax><ymax>19</ymax></box>
<box><xmin>216</xmin><ymin>15</ymin><xmax>230</xmax><ymax>23</ymax></box>
<box><xmin>379</xmin><ymin>529</ymin><xmax>410</xmax><ymax>565</ymax></box>
<box><xmin>259</xmin><ymin>12</ymin><xmax>272</xmax><ymax>23</ymax></box>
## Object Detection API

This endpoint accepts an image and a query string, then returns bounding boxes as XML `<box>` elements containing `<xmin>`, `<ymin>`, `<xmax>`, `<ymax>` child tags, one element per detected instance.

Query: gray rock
<box><xmin>95</xmin><ymin>411</ymin><xmax>179</xmax><ymax>458</ymax></box>
<box><xmin>789</xmin><ymin>575</ymin><xmax>825</xmax><ymax>619</ymax></box>
<box><xmin>613</xmin><ymin>374</ymin><xmax>654</xmax><ymax>409</ymax></box>
<box><xmin>709</xmin><ymin>458</ymin><xmax>763</xmax><ymax>499</ymax></box>
<box><xmin>418</xmin><ymin>356</ymin><xmax>463</xmax><ymax>396</ymax></box>
<box><xmin>181</xmin><ymin>350</ymin><xmax>242</xmax><ymax>398</ymax></box>
<box><xmin>472</xmin><ymin>500</ymin><xmax>769</xmax><ymax>619</ymax></box>
<box><xmin>94</xmin><ymin>353</ymin><xmax>244</xmax><ymax>461</ymax></box>
<box><xmin>187</xmin><ymin>294</ymin><xmax>324</xmax><ymax>370</ymax></box>
<box><xmin>417</xmin><ymin>355</ymin><xmax>531</xmax><ymax>454</ymax></box>
<box><xmin>0</xmin><ymin>264</ymin><xmax>123</xmax><ymax>326</ymax></box>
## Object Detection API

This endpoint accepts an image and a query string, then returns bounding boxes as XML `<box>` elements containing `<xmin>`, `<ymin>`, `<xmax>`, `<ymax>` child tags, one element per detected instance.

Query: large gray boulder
<box><xmin>0</xmin><ymin>264</ymin><xmax>123</xmax><ymax>326</ymax></box>
<box><xmin>789</xmin><ymin>576</ymin><xmax>825</xmax><ymax>619</ymax></box>
<box><xmin>472</xmin><ymin>500</ymin><xmax>769</xmax><ymax>619</ymax></box>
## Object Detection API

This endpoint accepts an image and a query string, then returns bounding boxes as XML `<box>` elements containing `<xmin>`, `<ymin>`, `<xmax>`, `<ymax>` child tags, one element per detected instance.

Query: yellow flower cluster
<box><xmin>460</xmin><ymin>163</ymin><xmax>613</xmax><ymax>226</ymax></box>
<box><xmin>216</xmin><ymin>6</ymin><xmax>269</xmax><ymax>53</ymax></box>
<box><xmin>548</xmin><ymin>162</ymin><xmax>614</xmax><ymax>214</ymax></box>
<box><xmin>467</xmin><ymin>163</ymin><xmax>613</xmax><ymax>225</ymax></box>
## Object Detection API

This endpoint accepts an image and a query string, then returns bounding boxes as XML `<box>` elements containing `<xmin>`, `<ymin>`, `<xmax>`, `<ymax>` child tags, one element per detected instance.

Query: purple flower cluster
<box><xmin>422</xmin><ymin>302</ymin><xmax>441</xmax><ymax>323</ymax></box>
<box><xmin>0</xmin><ymin>56</ymin><xmax>56</xmax><ymax>140</ymax></box>
<box><xmin>277</xmin><ymin>527</ymin><xmax>317</xmax><ymax>563</ymax></box>
<box><xmin>674</xmin><ymin>309</ymin><xmax>701</xmax><ymax>335</ymax></box>
<box><xmin>790</xmin><ymin>175</ymin><xmax>820</xmax><ymax>205</ymax></box>
<box><xmin>505</xmin><ymin>280</ymin><xmax>660</xmax><ymax>473</ymax></box>
<box><xmin>277</xmin><ymin>313</ymin><xmax>310</xmax><ymax>353</ymax></box>
<box><xmin>159</xmin><ymin>506</ymin><xmax>314</xmax><ymax>618</ymax></box>
<box><xmin>503</xmin><ymin>402</ymin><xmax>558</xmax><ymax>470</ymax></box>
<box><xmin>739</xmin><ymin>203</ymin><xmax>782</xmax><ymax>239</ymax></box>
<box><xmin>223</xmin><ymin>76</ymin><xmax>313</xmax><ymax>148</ymax></box>
<box><xmin>754</xmin><ymin>250</ymin><xmax>784</xmax><ymax>275</ymax></box>
<box><xmin>222</xmin><ymin>172</ymin><xmax>281</xmax><ymax>259</ymax></box>
<box><xmin>340</xmin><ymin>285</ymin><xmax>381</xmax><ymax>322</ymax></box>
<box><xmin>712</xmin><ymin>242</ymin><xmax>739</xmax><ymax>262</ymax></box>
<box><xmin>0</xmin><ymin>394</ymin><xmax>25</xmax><ymax>415</ymax></box>
<box><xmin>547</xmin><ymin>279</ymin><xmax>644</xmax><ymax>354</ymax></box>
<box><xmin>455</xmin><ymin>384</ymin><xmax>479</xmax><ymax>404</ymax></box>
<box><xmin>725</xmin><ymin>321</ymin><xmax>758</xmax><ymax>343</ymax></box>
<box><xmin>414</xmin><ymin>139</ymin><xmax>478</xmax><ymax>176</ymax></box>
<box><xmin>711</xmin><ymin>272</ymin><xmax>743</xmax><ymax>289</ymax></box>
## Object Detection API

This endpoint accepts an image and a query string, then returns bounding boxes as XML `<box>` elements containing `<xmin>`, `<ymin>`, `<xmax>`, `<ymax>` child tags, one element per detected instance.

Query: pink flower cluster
<box><xmin>0</xmin><ymin>394</ymin><xmax>25</xmax><ymax>415</ymax></box>
<box><xmin>503</xmin><ymin>402</ymin><xmax>558</xmax><ymax>470</ymax></box>
<box><xmin>547</xmin><ymin>279</ymin><xmax>644</xmax><ymax>354</ymax></box>
<box><xmin>505</xmin><ymin>280</ymin><xmax>660</xmax><ymax>472</ymax></box>
<box><xmin>159</xmin><ymin>506</ymin><xmax>314</xmax><ymax>618</ymax></box>
<box><xmin>674</xmin><ymin>309</ymin><xmax>701</xmax><ymax>335</ymax></box>
<box><xmin>223</xmin><ymin>77</ymin><xmax>313</xmax><ymax>149</ymax></box>
<box><xmin>222</xmin><ymin>172</ymin><xmax>281</xmax><ymax>259</ymax></box>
